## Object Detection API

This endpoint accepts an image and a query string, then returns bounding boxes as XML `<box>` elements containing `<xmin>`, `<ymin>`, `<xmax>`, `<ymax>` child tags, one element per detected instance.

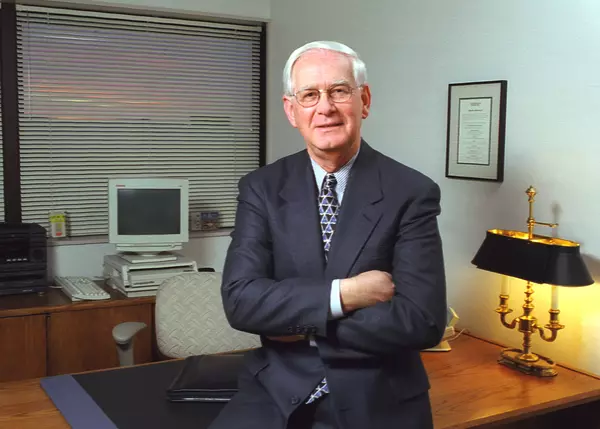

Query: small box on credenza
<box><xmin>190</xmin><ymin>211</ymin><xmax>220</xmax><ymax>231</ymax></box>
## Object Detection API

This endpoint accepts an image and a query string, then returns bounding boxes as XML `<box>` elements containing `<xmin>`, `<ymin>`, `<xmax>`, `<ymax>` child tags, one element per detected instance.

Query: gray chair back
<box><xmin>155</xmin><ymin>271</ymin><xmax>260</xmax><ymax>358</ymax></box>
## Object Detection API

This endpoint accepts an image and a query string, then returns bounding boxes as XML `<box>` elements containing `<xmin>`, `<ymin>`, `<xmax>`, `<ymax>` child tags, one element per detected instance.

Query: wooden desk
<box><xmin>0</xmin><ymin>335</ymin><xmax>599</xmax><ymax>428</ymax></box>
<box><xmin>426</xmin><ymin>335</ymin><xmax>600</xmax><ymax>428</ymax></box>
<box><xmin>0</xmin><ymin>285</ymin><xmax>156</xmax><ymax>382</ymax></box>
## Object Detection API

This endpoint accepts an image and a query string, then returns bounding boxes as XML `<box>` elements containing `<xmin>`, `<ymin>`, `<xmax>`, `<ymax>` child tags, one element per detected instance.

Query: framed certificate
<box><xmin>445</xmin><ymin>80</ymin><xmax>507</xmax><ymax>182</ymax></box>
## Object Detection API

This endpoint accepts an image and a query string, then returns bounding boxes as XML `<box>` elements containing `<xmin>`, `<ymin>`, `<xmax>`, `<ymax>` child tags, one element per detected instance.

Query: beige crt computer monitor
<box><xmin>108</xmin><ymin>178</ymin><xmax>189</xmax><ymax>263</ymax></box>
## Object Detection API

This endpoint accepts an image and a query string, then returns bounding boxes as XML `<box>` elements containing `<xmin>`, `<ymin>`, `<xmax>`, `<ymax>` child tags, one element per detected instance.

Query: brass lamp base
<box><xmin>498</xmin><ymin>348</ymin><xmax>557</xmax><ymax>377</ymax></box>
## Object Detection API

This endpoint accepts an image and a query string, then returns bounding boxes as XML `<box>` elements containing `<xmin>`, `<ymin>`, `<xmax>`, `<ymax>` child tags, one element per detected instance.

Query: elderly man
<box><xmin>210</xmin><ymin>40</ymin><xmax>447</xmax><ymax>429</ymax></box>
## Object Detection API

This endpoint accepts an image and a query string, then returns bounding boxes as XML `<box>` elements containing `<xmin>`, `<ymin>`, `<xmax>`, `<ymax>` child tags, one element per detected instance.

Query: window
<box><xmin>0</xmin><ymin>1</ymin><xmax>4</xmax><ymax>223</ymax></box>
<box><xmin>14</xmin><ymin>6</ymin><xmax>264</xmax><ymax>236</ymax></box>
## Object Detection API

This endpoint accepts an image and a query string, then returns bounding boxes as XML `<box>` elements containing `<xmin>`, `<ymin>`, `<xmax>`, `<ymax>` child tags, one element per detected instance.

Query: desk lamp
<box><xmin>471</xmin><ymin>186</ymin><xmax>594</xmax><ymax>377</ymax></box>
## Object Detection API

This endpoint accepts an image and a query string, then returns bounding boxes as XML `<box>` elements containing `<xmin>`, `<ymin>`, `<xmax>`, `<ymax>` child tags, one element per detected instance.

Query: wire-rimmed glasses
<box><xmin>292</xmin><ymin>84</ymin><xmax>360</xmax><ymax>108</ymax></box>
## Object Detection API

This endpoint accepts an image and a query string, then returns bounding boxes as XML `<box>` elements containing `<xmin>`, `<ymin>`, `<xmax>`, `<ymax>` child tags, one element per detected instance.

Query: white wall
<box><xmin>267</xmin><ymin>0</ymin><xmax>600</xmax><ymax>374</ymax></box>
<box><xmin>47</xmin><ymin>0</ymin><xmax>268</xmax><ymax>277</ymax></box>
<box><xmin>49</xmin><ymin>233</ymin><xmax>231</xmax><ymax>279</ymax></box>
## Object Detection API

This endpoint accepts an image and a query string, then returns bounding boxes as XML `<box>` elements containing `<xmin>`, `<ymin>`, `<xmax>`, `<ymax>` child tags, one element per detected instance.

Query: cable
<box><xmin>448</xmin><ymin>328</ymin><xmax>468</xmax><ymax>342</ymax></box>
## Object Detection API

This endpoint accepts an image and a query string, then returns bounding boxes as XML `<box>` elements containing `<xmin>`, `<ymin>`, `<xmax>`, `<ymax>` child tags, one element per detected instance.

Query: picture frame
<box><xmin>445</xmin><ymin>80</ymin><xmax>507</xmax><ymax>182</ymax></box>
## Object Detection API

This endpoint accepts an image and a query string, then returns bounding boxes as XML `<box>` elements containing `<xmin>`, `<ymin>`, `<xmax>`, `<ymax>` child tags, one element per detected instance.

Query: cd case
<box><xmin>166</xmin><ymin>354</ymin><xmax>245</xmax><ymax>402</ymax></box>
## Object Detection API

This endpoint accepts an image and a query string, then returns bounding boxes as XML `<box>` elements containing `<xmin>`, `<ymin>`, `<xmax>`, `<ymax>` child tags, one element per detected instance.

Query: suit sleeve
<box><xmin>325</xmin><ymin>182</ymin><xmax>447</xmax><ymax>356</ymax></box>
<box><xmin>221</xmin><ymin>175</ymin><xmax>332</xmax><ymax>337</ymax></box>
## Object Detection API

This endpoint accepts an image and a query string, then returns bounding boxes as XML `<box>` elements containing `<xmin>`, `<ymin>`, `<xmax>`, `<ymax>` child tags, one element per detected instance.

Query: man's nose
<box><xmin>315</xmin><ymin>91</ymin><xmax>336</xmax><ymax>114</ymax></box>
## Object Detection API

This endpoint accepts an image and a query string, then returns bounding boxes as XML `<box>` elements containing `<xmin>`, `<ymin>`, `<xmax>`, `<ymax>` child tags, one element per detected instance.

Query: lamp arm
<box><xmin>499</xmin><ymin>312</ymin><xmax>518</xmax><ymax>330</ymax></box>
<box><xmin>537</xmin><ymin>309</ymin><xmax>565</xmax><ymax>343</ymax></box>
<box><xmin>496</xmin><ymin>295</ymin><xmax>517</xmax><ymax>329</ymax></box>
<box><xmin>536</xmin><ymin>325</ymin><xmax>559</xmax><ymax>342</ymax></box>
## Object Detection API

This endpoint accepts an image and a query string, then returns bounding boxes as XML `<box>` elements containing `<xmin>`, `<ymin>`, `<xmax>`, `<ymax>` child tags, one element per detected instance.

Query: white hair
<box><xmin>282</xmin><ymin>41</ymin><xmax>368</xmax><ymax>96</ymax></box>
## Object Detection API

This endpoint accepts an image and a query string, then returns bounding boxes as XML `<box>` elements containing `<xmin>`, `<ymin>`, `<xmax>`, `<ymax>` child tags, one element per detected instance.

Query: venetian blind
<box><xmin>17</xmin><ymin>6</ymin><xmax>262</xmax><ymax>236</ymax></box>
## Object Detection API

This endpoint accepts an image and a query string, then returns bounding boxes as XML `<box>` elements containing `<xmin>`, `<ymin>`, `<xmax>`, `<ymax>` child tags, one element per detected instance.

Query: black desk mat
<box><xmin>74</xmin><ymin>360</ymin><xmax>225</xmax><ymax>429</ymax></box>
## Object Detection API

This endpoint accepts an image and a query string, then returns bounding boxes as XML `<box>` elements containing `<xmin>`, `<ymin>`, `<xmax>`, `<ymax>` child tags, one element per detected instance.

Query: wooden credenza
<box><xmin>0</xmin><ymin>285</ymin><xmax>155</xmax><ymax>382</ymax></box>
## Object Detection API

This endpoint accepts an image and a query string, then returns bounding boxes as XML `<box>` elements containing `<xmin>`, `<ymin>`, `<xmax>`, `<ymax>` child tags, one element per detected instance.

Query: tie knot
<box><xmin>323</xmin><ymin>174</ymin><xmax>337</xmax><ymax>190</ymax></box>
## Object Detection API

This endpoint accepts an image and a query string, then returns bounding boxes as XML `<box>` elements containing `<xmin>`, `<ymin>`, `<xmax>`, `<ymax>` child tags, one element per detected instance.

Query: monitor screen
<box><xmin>108</xmin><ymin>177</ymin><xmax>189</xmax><ymax>255</ymax></box>
<box><xmin>117</xmin><ymin>189</ymin><xmax>181</xmax><ymax>235</ymax></box>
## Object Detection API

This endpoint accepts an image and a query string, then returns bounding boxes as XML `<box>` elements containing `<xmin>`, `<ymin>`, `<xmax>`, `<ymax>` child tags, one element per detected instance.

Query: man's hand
<box><xmin>266</xmin><ymin>335</ymin><xmax>306</xmax><ymax>342</ymax></box>
<box><xmin>339</xmin><ymin>270</ymin><xmax>395</xmax><ymax>313</ymax></box>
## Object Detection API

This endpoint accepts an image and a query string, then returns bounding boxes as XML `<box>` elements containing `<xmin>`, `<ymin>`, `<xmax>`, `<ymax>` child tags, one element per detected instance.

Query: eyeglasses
<box><xmin>292</xmin><ymin>84</ymin><xmax>360</xmax><ymax>108</ymax></box>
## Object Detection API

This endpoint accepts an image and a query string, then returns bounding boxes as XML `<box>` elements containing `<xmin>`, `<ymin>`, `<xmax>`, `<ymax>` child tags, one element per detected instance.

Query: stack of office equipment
<box><xmin>103</xmin><ymin>254</ymin><xmax>198</xmax><ymax>297</ymax></box>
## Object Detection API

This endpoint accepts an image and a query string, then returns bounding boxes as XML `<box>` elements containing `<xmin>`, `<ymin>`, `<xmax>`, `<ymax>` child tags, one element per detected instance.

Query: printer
<box><xmin>0</xmin><ymin>223</ymin><xmax>48</xmax><ymax>295</ymax></box>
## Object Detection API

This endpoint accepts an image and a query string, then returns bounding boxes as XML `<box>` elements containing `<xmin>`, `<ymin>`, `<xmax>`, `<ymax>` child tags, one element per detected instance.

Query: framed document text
<box><xmin>445</xmin><ymin>80</ymin><xmax>507</xmax><ymax>182</ymax></box>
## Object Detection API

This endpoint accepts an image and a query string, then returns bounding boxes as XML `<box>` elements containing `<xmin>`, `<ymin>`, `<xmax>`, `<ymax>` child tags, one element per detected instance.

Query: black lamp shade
<box><xmin>472</xmin><ymin>229</ymin><xmax>594</xmax><ymax>286</ymax></box>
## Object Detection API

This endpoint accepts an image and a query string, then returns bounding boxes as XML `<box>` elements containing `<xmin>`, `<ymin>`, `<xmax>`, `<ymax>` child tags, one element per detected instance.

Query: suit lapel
<box><xmin>326</xmin><ymin>142</ymin><xmax>384</xmax><ymax>279</ymax></box>
<box><xmin>278</xmin><ymin>152</ymin><xmax>326</xmax><ymax>275</ymax></box>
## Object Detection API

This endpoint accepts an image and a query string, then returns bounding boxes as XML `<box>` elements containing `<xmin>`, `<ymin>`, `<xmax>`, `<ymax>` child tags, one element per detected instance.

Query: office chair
<box><xmin>112</xmin><ymin>271</ymin><xmax>260</xmax><ymax>366</ymax></box>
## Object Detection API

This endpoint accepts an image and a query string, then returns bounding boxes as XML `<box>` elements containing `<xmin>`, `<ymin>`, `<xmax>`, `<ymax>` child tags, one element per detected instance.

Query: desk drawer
<box><xmin>0</xmin><ymin>315</ymin><xmax>46</xmax><ymax>382</ymax></box>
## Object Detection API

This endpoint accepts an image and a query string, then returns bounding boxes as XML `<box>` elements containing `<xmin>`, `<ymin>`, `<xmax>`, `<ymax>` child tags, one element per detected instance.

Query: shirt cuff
<box><xmin>329</xmin><ymin>279</ymin><xmax>345</xmax><ymax>319</ymax></box>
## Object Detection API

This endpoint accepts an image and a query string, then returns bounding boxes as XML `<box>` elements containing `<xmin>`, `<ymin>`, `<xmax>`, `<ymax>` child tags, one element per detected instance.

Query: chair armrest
<box><xmin>112</xmin><ymin>321</ymin><xmax>147</xmax><ymax>345</ymax></box>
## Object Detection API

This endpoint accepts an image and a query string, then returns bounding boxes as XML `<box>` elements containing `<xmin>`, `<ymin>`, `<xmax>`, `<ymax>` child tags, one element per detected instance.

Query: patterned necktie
<box><xmin>318</xmin><ymin>173</ymin><xmax>339</xmax><ymax>258</ymax></box>
<box><xmin>306</xmin><ymin>174</ymin><xmax>339</xmax><ymax>405</ymax></box>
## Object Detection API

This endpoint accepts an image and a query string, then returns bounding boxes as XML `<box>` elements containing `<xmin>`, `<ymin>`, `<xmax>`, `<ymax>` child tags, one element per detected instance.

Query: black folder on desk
<box><xmin>167</xmin><ymin>354</ymin><xmax>245</xmax><ymax>402</ymax></box>
<box><xmin>41</xmin><ymin>360</ymin><xmax>231</xmax><ymax>429</ymax></box>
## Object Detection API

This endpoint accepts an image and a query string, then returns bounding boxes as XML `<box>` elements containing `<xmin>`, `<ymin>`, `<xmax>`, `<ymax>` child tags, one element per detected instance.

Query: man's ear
<box><xmin>360</xmin><ymin>84</ymin><xmax>372</xmax><ymax>119</ymax></box>
<box><xmin>283</xmin><ymin>96</ymin><xmax>298</xmax><ymax>128</ymax></box>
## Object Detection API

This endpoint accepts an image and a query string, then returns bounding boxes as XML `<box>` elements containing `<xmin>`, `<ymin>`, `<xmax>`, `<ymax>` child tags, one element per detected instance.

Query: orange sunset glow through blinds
<box><xmin>16</xmin><ymin>5</ymin><xmax>262</xmax><ymax>236</ymax></box>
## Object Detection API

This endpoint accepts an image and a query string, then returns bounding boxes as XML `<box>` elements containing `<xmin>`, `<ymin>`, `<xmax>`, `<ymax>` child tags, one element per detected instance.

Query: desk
<box><xmin>0</xmin><ymin>285</ymin><xmax>156</xmax><ymax>382</ymax></box>
<box><xmin>0</xmin><ymin>335</ymin><xmax>599</xmax><ymax>428</ymax></box>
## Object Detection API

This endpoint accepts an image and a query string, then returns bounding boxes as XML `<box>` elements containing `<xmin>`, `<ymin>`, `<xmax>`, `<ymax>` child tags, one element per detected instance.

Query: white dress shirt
<box><xmin>309</xmin><ymin>147</ymin><xmax>360</xmax><ymax>320</ymax></box>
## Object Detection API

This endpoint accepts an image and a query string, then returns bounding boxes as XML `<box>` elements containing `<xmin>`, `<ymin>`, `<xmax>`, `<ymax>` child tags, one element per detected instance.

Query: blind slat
<box><xmin>17</xmin><ymin>5</ymin><xmax>262</xmax><ymax>33</ymax></box>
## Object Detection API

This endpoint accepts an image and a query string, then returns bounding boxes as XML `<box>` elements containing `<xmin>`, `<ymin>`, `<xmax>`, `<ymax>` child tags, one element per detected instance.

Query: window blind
<box><xmin>17</xmin><ymin>6</ymin><xmax>262</xmax><ymax>236</ymax></box>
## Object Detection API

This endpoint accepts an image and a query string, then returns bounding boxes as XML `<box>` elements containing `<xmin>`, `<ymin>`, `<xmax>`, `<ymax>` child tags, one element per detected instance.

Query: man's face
<box><xmin>283</xmin><ymin>49</ymin><xmax>371</xmax><ymax>158</ymax></box>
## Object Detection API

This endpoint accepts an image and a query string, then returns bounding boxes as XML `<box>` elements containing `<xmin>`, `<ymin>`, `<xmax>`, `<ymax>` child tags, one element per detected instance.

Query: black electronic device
<box><xmin>0</xmin><ymin>222</ymin><xmax>48</xmax><ymax>295</ymax></box>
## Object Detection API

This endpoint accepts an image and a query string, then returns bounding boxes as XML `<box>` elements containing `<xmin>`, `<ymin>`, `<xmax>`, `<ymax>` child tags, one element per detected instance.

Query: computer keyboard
<box><xmin>55</xmin><ymin>276</ymin><xmax>111</xmax><ymax>301</ymax></box>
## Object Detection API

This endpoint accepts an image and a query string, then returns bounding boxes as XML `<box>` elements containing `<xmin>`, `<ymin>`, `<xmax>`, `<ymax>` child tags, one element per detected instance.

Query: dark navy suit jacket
<box><xmin>216</xmin><ymin>141</ymin><xmax>447</xmax><ymax>429</ymax></box>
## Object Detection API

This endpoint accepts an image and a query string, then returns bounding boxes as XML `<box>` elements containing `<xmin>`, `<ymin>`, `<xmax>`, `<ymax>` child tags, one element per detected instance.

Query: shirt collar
<box><xmin>310</xmin><ymin>145</ymin><xmax>360</xmax><ymax>191</ymax></box>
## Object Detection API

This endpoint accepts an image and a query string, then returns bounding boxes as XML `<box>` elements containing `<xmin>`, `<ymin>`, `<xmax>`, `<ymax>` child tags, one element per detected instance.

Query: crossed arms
<box><xmin>221</xmin><ymin>176</ymin><xmax>447</xmax><ymax>357</ymax></box>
